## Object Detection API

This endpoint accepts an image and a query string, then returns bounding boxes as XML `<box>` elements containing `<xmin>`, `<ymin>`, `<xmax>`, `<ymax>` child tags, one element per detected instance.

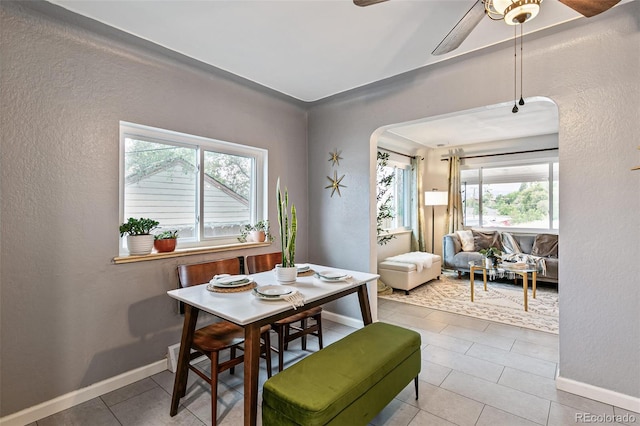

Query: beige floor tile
<box><xmin>370</xmin><ymin>397</ymin><xmax>420</xmax><ymax>426</ymax></box>
<box><xmin>422</xmin><ymin>344</ymin><xmax>504</xmax><ymax>383</ymax></box>
<box><xmin>466</xmin><ymin>342</ymin><xmax>557</xmax><ymax>378</ymax></box>
<box><xmin>476</xmin><ymin>405</ymin><xmax>544</xmax><ymax>426</ymax></box>
<box><xmin>511</xmin><ymin>338</ymin><xmax>559</xmax><ymax>363</ymax></box>
<box><xmin>440</xmin><ymin>324</ymin><xmax>516</xmax><ymax>351</ymax></box>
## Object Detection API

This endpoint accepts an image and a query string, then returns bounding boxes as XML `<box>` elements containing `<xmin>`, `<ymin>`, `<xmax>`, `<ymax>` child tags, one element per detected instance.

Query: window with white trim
<box><xmin>461</xmin><ymin>161</ymin><xmax>558</xmax><ymax>231</ymax></box>
<box><xmin>119</xmin><ymin>122</ymin><xmax>267</xmax><ymax>254</ymax></box>
<box><xmin>377</xmin><ymin>153</ymin><xmax>412</xmax><ymax>231</ymax></box>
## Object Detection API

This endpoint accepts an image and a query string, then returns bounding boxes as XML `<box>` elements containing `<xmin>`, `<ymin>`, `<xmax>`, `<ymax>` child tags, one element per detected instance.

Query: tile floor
<box><xmin>32</xmin><ymin>298</ymin><xmax>638</xmax><ymax>425</ymax></box>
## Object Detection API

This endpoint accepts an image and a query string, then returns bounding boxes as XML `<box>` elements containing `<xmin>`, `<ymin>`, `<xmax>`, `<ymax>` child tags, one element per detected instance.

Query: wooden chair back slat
<box><xmin>246</xmin><ymin>252</ymin><xmax>283</xmax><ymax>274</ymax></box>
<box><xmin>177</xmin><ymin>257</ymin><xmax>242</xmax><ymax>288</ymax></box>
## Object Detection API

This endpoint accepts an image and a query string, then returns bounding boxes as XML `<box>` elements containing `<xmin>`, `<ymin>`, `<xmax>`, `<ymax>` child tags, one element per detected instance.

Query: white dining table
<box><xmin>167</xmin><ymin>264</ymin><xmax>380</xmax><ymax>426</ymax></box>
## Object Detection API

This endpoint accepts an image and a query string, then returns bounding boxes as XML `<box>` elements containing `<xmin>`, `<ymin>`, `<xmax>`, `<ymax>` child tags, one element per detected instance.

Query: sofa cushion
<box><xmin>456</xmin><ymin>230</ymin><xmax>475</xmax><ymax>252</ymax></box>
<box><xmin>515</xmin><ymin>235</ymin><xmax>536</xmax><ymax>254</ymax></box>
<box><xmin>531</xmin><ymin>234</ymin><xmax>558</xmax><ymax>258</ymax></box>
<box><xmin>379</xmin><ymin>260</ymin><xmax>416</xmax><ymax>272</ymax></box>
<box><xmin>472</xmin><ymin>230</ymin><xmax>501</xmax><ymax>251</ymax></box>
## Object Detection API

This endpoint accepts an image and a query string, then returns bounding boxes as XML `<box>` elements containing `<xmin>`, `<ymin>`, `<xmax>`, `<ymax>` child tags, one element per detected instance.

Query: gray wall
<box><xmin>1</xmin><ymin>0</ymin><xmax>639</xmax><ymax>418</ymax></box>
<box><xmin>308</xmin><ymin>0</ymin><xmax>639</xmax><ymax>401</ymax></box>
<box><xmin>0</xmin><ymin>2</ymin><xmax>307</xmax><ymax>415</ymax></box>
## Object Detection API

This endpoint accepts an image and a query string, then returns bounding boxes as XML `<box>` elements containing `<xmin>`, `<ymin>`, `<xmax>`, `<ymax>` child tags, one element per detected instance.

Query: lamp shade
<box><xmin>492</xmin><ymin>0</ymin><xmax>541</xmax><ymax>25</ymax></box>
<box><xmin>424</xmin><ymin>190</ymin><xmax>448</xmax><ymax>206</ymax></box>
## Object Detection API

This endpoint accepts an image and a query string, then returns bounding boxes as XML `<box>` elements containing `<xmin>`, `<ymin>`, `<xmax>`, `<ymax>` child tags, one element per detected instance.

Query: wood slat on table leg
<box><xmin>170</xmin><ymin>305</ymin><xmax>199</xmax><ymax>416</ymax></box>
<box><xmin>243</xmin><ymin>323</ymin><xmax>262</xmax><ymax>426</ymax></box>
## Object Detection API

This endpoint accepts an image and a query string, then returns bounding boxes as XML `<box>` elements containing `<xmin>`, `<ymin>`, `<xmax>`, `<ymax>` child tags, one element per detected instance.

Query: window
<box><xmin>461</xmin><ymin>161</ymin><xmax>558</xmax><ymax>231</ymax></box>
<box><xmin>377</xmin><ymin>152</ymin><xmax>411</xmax><ymax>231</ymax></box>
<box><xmin>120</xmin><ymin>122</ymin><xmax>267</xmax><ymax>254</ymax></box>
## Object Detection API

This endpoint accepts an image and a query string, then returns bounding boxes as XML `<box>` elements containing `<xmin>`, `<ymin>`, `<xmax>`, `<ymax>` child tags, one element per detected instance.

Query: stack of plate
<box><xmin>296</xmin><ymin>264</ymin><xmax>311</xmax><ymax>273</ymax></box>
<box><xmin>208</xmin><ymin>274</ymin><xmax>253</xmax><ymax>288</ymax></box>
<box><xmin>314</xmin><ymin>270</ymin><xmax>350</xmax><ymax>282</ymax></box>
<box><xmin>252</xmin><ymin>285</ymin><xmax>296</xmax><ymax>300</ymax></box>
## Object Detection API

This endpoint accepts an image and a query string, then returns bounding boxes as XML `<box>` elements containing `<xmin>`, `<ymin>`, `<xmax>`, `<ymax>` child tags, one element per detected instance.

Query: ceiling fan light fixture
<box><xmin>489</xmin><ymin>0</ymin><xmax>542</xmax><ymax>25</ymax></box>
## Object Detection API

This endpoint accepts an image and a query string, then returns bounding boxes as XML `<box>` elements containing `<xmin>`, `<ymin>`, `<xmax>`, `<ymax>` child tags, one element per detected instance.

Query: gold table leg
<box><xmin>470</xmin><ymin>266</ymin><xmax>475</xmax><ymax>302</ymax></box>
<box><xmin>523</xmin><ymin>272</ymin><xmax>528</xmax><ymax>312</ymax></box>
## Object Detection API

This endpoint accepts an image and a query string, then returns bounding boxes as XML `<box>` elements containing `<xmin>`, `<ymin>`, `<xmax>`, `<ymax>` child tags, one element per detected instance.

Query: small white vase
<box><xmin>275</xmin><ymin>265</ymin><xmax>297</xmax><ymax>284</ymax></box>
<box><xmin>127</xmin><ymin>234</ymin><xmax>154</xmax><ymax>255</ymax></box>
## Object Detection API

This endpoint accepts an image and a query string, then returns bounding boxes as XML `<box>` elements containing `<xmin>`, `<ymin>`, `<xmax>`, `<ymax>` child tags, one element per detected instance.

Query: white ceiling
<box><xmin>46</xmin><ymin>0</ymin><xmax>605</xmax><ymax>102</ymax></box>
<box><xmin>379</xmin><ymin>96</ymin><xmax>559</xmax><ymax>150</ymax></box>
<box><xmin>45</xmin><ymin>0</ymin><xmax>627</xmax><ymax>150</ymax></box>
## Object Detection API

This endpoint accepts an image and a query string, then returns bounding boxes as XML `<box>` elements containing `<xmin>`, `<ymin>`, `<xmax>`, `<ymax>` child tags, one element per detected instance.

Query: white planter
<box><xmin>126</xmin><ymin>234</ymin><xmax>154</xmax><ymax>255</ymax></box>
<box><xmin>274</xmin><ymin>265</ymin><xmax>297</xmax><ymax>284</ymax></box>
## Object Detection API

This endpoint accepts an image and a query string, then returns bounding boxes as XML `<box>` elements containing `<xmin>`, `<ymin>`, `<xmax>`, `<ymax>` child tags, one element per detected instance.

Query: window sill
<box><xmin>113</xmin><ymin>241</ymin><xmax>272</xmax><ymax>264</ymax></box>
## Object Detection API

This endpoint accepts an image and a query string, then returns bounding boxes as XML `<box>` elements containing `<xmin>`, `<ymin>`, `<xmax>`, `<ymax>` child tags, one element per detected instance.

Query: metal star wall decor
<box><xmin>325</xmin><ymin>170</ymin><xmax>346</xmax><ymax>197</ymax></box>
<box><xmin>329</xmin><ymin>149</ymin><xmax>343</xmax><ymax>167</ymax></box>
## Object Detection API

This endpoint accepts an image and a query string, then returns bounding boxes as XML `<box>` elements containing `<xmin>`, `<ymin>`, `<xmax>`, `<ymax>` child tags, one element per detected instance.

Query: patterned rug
<box><xmin>379</xmin><ymin>273</ymin><xmax>558</xmax><ymax>334</ymax></box>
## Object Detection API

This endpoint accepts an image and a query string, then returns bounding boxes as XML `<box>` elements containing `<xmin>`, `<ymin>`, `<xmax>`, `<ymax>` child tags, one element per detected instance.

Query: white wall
<box><xmin>308</xmin><ymin>1</ymin><xmax>639</xmax><ymax>405</ymax></box>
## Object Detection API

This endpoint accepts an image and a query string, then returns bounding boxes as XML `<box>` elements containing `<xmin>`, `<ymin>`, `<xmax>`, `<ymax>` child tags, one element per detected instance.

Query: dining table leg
<box><xmin>170</xmin><ymin>304</ymin><xmax>199</xmax><ymax>416</ymax></box>
<box><xmin>243</xmin><ymin>322</ymin><xmax>262</xmax><ymax>426</ymax></box>
<box><xmin>357</xmin><ymin>282</ymin><xmax>373</xmax><ymax>325</ymax></box>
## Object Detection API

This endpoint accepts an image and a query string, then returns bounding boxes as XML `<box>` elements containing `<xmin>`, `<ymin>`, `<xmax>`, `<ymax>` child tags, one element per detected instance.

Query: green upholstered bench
<box><xmin>262</xmin><ymin>322</ymin><xmax>421</xmax><ymax>425</ymax></box>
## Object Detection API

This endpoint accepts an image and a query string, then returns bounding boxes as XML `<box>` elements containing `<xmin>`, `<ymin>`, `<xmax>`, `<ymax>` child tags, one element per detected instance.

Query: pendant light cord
<box><xmin>520</xmin><ymin>24</ymin><xmax>525</xmax><ymax>106</ymax></box>
<box><xmin>513</xmin><ymin>25</ymin><xmax>518</xmax><ymax>113</ymax></box>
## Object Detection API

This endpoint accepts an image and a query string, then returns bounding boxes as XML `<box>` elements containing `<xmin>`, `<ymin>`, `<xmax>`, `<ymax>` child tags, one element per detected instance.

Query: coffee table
<box><xmin>468</xmin><ymin>261</ymin><xmax>538</xmax><ymax>311</ymax></box>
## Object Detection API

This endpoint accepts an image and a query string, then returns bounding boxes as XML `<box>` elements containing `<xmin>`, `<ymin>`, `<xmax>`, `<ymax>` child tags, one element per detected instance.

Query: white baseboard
<box><xmin>556</xmin><ymin>375</ymin><xmax>640</xmax><ymax>413</ymax></box>
<box><xmin>321</xmin><ymin>310</ymin><xmax>367</xmax><ymax>329</ymax></box>
<box><xmin>0</xmin><ymin>359</ymin><xmax>168</xmax><ymax>426</ymax></box>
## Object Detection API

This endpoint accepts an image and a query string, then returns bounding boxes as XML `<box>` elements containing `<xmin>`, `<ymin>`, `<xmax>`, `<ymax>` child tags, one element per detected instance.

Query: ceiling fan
<box><xmin>354</xmin><ymin>0</ymin><xmax>621</xmax><ymax>56</ymax></box>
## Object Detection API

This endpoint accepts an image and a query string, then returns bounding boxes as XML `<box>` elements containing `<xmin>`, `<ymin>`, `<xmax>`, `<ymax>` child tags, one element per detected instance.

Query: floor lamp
<box><xmin>424</xmin><ymin>190</ymin><xmax>448</xmax><ymax>254</ymax></box>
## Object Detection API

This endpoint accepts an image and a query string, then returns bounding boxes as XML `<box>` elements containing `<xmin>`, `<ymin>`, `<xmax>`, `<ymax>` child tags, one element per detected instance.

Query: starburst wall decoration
<box><xmin>325</xmin><ymin>170</ymin><xmax>346</xmax><ymax>197</ymax></box>
<box><xmin>328</xmin><ymin>149</ymin><xmax>343</xmax><ymax>167</ymax></box>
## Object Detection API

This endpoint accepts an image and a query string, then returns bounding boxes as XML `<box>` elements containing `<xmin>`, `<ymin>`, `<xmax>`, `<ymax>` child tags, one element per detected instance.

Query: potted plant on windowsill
<box><xmin>479</xmin><ymin>246</ymin><xmax>502</xmax><ymax>269</ymax></box>
<box><xmin>119</xmin><ymin>217</ymin><xmax>160</xmax><ymax>255</ymax></box>
<box><xmin>275</xmin><ymin>178</ymin><xmax>297</xmax><ymax>284</ymax></box>
<box><xmin>238</xmin><ymin>220</ymin><xmax>273</xmax><ymax>243</ymax></box>
<box><xmin>154</xmin><ymin>230</ymin><xmax>178</xmax><ymax>253</ymax></box>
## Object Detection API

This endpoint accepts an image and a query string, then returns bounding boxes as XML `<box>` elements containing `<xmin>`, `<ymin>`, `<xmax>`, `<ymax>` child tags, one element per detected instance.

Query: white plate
<box><xmin>252</xmin><ymin>288</ymin><xmax>298</xmax><ymax>301</ymax></box>
<box><xmin>256</xmin><ymin>285</ymin><xmax>294</xmax><ymax>297</ymax></box>
<box><xmin>209</xmin><ymin>275</ymin><xmax>252</xmax><ymax>288</ymax></box>
<box><xmin>316</xmin><ymin>270</ymin><xmax>348</xmax><ymax>280</ymax></box>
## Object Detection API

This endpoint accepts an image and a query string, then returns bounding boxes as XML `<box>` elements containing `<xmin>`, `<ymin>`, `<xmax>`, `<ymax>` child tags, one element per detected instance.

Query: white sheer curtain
<box><xmin>411</xmin><ymin>156</ymin><xmax>426</xmax><ymax>252</ymax></box>
<box><xmin>447</xmin><ymin>155</ymin><xmax>464</xmax><ymax>234</ymax></box>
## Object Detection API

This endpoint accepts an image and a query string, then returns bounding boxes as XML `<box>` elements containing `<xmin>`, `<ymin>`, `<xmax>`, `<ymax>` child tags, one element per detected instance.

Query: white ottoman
<box><xmin>378</xmin><ymin>253</ymin><xmax>442</xmax><ymax>295</ymax></box>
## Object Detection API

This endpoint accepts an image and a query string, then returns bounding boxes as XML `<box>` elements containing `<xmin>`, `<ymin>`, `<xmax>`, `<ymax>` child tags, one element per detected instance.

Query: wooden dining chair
<box><xmin>245</xmin><ymin>252</ymin><xmax>323</xmax><ymax>372</ymax></box>
<box><xmin>177</xmin><ymin>257</ymin><xmax>272</xmax><ymax>425</ymax></box>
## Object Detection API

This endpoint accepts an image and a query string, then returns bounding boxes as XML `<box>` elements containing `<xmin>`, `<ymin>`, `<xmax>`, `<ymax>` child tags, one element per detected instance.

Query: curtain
<box><xmin>446</xmin><ymin>155</ymin><xmax>464</xmax><ymax>234</ymax></box>
<box><xmin>411</xmin><ymin>156</ymin><xmax>427</xmax><ymax>252</ymax></box>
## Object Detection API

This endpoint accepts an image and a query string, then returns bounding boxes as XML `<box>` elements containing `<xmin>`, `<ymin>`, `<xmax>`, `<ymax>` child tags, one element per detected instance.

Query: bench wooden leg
<box><xmin>414</xmin><ymin>376</ymin><xmax>419</xmax><ymax>400</ymax></box>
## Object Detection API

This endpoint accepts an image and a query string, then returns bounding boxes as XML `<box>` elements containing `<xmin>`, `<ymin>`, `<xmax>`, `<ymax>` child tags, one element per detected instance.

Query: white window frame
<box><xmin>380</xmin><ymin>158</ymin><xmax>412</xmax><ymax>232</ymax></box>
<box><xmin>460</xmin><ymin>159</ymin><xmax>558</xmax><ymax>233</ymax></box>
<box><xmin>119</xmin><ymin>122</ymin><xmax>267</xmax><ymax>255</ymax></box>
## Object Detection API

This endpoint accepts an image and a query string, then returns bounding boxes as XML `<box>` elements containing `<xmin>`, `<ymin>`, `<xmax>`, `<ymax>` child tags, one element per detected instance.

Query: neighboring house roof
<box><xmin>124</xmin><ymin>158</ymin><xmax>249</xmax><ymax>228</ymax></box>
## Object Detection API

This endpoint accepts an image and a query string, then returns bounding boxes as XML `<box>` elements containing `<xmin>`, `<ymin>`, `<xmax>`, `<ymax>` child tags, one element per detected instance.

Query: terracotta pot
<box><xmin>154</xmin><ymin>238</ymin><xmax>177</xmax><ymax>253</ymax></box>
<box><xmin>249</xmin><ymin>230</ymin><xmax>265</xmax><ymax>242</ymax></box>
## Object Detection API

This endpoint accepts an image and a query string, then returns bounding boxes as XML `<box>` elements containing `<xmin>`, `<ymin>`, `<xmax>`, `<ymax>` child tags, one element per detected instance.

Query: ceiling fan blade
<box><xmin>432</xmin><ymin>0</ymin><xmax>486</xmax><ymax>56</ymax></box>
<box><xmin>559</xmin><ymin>0</ymin><xmax>621</xmax><ymax>17</ymax></box>
<box><xmin>353</xmin><ymin>0</ymin><xmax>388</xmax><ymax>7</ymax></box>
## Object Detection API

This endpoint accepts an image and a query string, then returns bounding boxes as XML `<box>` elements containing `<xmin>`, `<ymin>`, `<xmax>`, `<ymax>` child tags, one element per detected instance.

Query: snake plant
<box><xmin>276</xmin><ymin>178</ymin><xmax>297</xmax><ymax>267</ymax></box>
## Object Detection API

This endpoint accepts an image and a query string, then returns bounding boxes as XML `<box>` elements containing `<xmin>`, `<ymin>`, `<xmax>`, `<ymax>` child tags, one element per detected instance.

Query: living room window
<box><xmin>119</xmin><ymin>122</ymin><xmax>267</xmax><ymax>254</ymax></box>
<box><xmin>377</xmin><ymin>154</ymin><xmax>412</xmax><ymax>231</ymax></box>
<box><xmin>461</xmin><ymin>161</ymin><xmax>558</xmax><ymax>231</ymax></box>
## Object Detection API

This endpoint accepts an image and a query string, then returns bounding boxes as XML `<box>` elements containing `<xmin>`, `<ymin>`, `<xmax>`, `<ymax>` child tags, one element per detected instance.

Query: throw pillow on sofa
<box><xmin>472</xmin><ymin>230</ymin><xmax>501</xmax><ymax>251</ymax></box>
<box><xmin>531</xmin><ymin>234</ymin><xmax>558</xmax><ymax>258</ymax></box>
<box><xmin>456</xmin><ymin>230</ymin><xmax>475</xmax><ymax>252</ymax></box>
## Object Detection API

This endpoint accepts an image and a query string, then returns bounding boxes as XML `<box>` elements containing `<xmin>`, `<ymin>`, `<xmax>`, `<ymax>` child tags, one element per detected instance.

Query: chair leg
<box><xmin>283</xmin><ymin>324</ymin><xmax>290</xmax><ymax>350</ymax></box>
<box><xmin>315</xmin><ymin>314</ymin><xmax>324</xmax><ymax>349</ymax></box>
<box><xmin>262</xmin><ymin>331</ymin><xmax>272</xmax><ymax>378</ymax></box>
<box><xmin>277</xmin><ymin>325</ymin><xmax>285</xmax><ymax>373</ymax></box>
<box><xmin>300</xmin><ymin>319</ymin><xmax>308</xmax><ymax>350</ymax></box>
<box><xmin>211</xmin><ymin>352</ymin><xmax>219</xmax><ymax>425</ymax></box>
<box><xmin>229</xmin><ymin>347</ymin><xmax>236</xmax><ymax>375</ymax></box>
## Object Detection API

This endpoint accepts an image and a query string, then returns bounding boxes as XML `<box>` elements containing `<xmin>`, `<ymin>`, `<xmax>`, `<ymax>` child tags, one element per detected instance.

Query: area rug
<box><xmin>379</xmin><ymin>274</ymin><xmax>558</xmax><ymax>334</ymax></box>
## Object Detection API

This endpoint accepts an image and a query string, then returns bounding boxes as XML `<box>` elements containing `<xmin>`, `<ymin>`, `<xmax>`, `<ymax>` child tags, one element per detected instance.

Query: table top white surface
<box><xmin>167</xmin><ymin>264</ymin><xmax>379</xmax><ymax>325</ymax></box>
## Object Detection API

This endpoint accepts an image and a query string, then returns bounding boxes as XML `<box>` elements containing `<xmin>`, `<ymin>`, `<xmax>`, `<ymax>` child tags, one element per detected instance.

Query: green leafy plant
<box><xmin>479</xmin><ymin>246</ymin><xmax>502</xmax><ymax>258</ymax></box>
<box><xmin>154</xmin><ymin>230</ymin><xmax>178</xmax><ymax>240</ymax></box>
<box><xmin>276</xmin><ymin>178</ymin><xmax>297</xmax><ymax>267</ymax></box>
<box><xmin>376</xmin><ymin>151</ymin><xmax>396</xmax><ymax>245</ymax></box>
<box><xmin>119</xmin><ymin>217</ymin><xmax>159</xmax><ymax>236</ymax></box>
<box><xmin>237</xmin><ymin>220</ymin><xmax>273</xmax><ymax>243</ymax></box>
